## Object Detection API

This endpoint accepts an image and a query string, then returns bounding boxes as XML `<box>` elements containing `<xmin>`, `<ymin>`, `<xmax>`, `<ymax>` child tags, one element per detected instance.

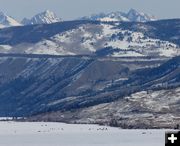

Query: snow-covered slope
<box><xmin>0</xmin><ymin>23</ymin><xmax>178</xmax><ymax>57</ymax></box>
<box><xmin>80</xmin><ymin>9</ymin><xmax>156</xmax><ymax>22</ymax></box>
<box><xmin>37</xmin><ymin>87</ymin><xmax>180</xmax><ymax>129</ymax></box>
<box><xmin>21</xmin><ymin>10</ymin><xmax>62</xmax><ymax>25</ymax></box>
<box><xmin>102</xmin><ymin>24</ymin><xmax>179</xmax><ymax>57</ymax></box>
<box><xmin>0</xmin><ymin>12</ymin><xmax>21</xmax><ymax>28</ymax></box>
<box><xmin>0</xmin><ymin>19</ymin><xmax>179</xmax><ymax>57</ymax></box>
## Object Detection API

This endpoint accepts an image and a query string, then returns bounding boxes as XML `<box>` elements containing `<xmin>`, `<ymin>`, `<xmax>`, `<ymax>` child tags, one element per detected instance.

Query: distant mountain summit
<box><xmin>80</xmin><ymin>9</ymin><xmax>156</xmax><ymax>22</ymax></box>
<box><xmin>21</xmin><ymin>10</ymin><xmax>62</xmax><ymax>25</ymax></box>
<box><xmin>81</xmin><ymin>12</ymin><xmax>129</xmax><ymax>22</ymax></box>
<box><xmin>127</xmin><ymin>9</ymin><xmax>156</xmax><ymax>22</ymax></box>
<box><xmin>0</xmin><ymin>12</ymin><xmax>21</xmax><ymax>28</ymax></box>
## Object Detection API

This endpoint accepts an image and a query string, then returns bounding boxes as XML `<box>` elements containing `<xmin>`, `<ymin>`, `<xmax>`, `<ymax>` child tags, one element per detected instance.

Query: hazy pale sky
<box><xmin>0</xmin><ymin>0</ymin><xmax>179</xmax><ymax>21</ymax></box>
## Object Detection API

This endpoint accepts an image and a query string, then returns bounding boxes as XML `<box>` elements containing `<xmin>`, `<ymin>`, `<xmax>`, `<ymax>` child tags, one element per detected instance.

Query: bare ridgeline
<box><xmin>0</xmin><ymin>15</ymin><xmax>179</xmax><ymax>129</ymax></box>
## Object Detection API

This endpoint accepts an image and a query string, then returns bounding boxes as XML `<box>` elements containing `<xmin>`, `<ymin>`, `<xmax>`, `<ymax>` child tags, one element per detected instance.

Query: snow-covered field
<box><xmin>0</xmin><ymin>122</ymin><xmax>166</xmax><ymax>146</ymax></box>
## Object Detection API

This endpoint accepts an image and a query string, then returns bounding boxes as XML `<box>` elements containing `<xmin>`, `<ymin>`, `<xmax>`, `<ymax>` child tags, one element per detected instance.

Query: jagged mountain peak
<box><xmin>0</xmin><ymin>11</ymin><xmax>21</xmax><ymax>28</ymax></box>
<box><xmin>127</xmin><ymin>8</ymin><xmax>156</xmax><ymax>22</ymax></box>
<box><xmin>21</xmin><ymin>10</ymin><xmax>62</xmax><ymax>25</ymax></box>
<box><xmin>39</xmin><ymin>10</ymin><xmax>58</xmax><ymax>18</ymax></box>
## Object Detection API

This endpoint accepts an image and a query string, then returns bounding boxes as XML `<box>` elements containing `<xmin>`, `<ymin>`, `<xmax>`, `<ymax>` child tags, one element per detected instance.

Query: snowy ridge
<box><xmin>80</xmin><ymin>9</ymin><xmax>156</xmax><ymax>22</ymax></box>
<box><xmin>0</xmin><ymin>12</ymin><xmax>21</xmax><ymax>28</ymax></box>
<box><xmin>0</xmin><ymin>23</ymin><xmax>178</xmax><ymax>57</ymax></box>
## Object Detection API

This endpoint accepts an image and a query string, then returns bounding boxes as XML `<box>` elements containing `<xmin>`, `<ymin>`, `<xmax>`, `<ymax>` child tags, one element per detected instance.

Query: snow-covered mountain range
<box><xmin>0</xmin><ymin>10</ymin><xmax>62</xmax><ymax>28</ymax></box>
<box><xmin>0</xmin><ymin>9</ymin><xmax>156</xmax><ymax>28</ymax></box>
<box><xmin>80</xmin><ymin>9</ymin><xmax>156</xmax><ymax>22</ymax></box>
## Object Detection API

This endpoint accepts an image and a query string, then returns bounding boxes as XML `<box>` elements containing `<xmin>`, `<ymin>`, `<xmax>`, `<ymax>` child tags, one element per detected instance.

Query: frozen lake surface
<box><xmin>0</xmin><ymin>122</ymin><xmax>166</xmax><ymax>146</ymax></box>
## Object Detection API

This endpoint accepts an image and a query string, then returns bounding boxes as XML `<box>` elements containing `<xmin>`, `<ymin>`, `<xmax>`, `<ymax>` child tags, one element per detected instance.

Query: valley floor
<box><xmin>0</xmin><ymin>122</ymin><xmax>167</xmax><ymax>146</ymax></box>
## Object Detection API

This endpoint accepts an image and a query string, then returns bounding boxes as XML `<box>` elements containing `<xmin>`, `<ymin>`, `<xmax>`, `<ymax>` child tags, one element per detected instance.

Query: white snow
<box><xmin>112</xmin><ymin>51</ymin><xmax>144</xmax><ymax>57</ymax></box>
<box><xmin>0</xmin><ymin>117</ymin><xmax>13</xmax><ymax>120</ymax></box>
<box><xmin>0</xmin><ymin>45</ymin><xmax>12</xmax><ymax>51</ymax></box>
<box><xmin>99</xmin><ymin>17</ymin><xmax>121</xmax><ymax>22</ymax></box>
<box><xmin>0</xmin><ymin>122</ymin><xmax>168</xmax><ymax>146</ymax></box>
